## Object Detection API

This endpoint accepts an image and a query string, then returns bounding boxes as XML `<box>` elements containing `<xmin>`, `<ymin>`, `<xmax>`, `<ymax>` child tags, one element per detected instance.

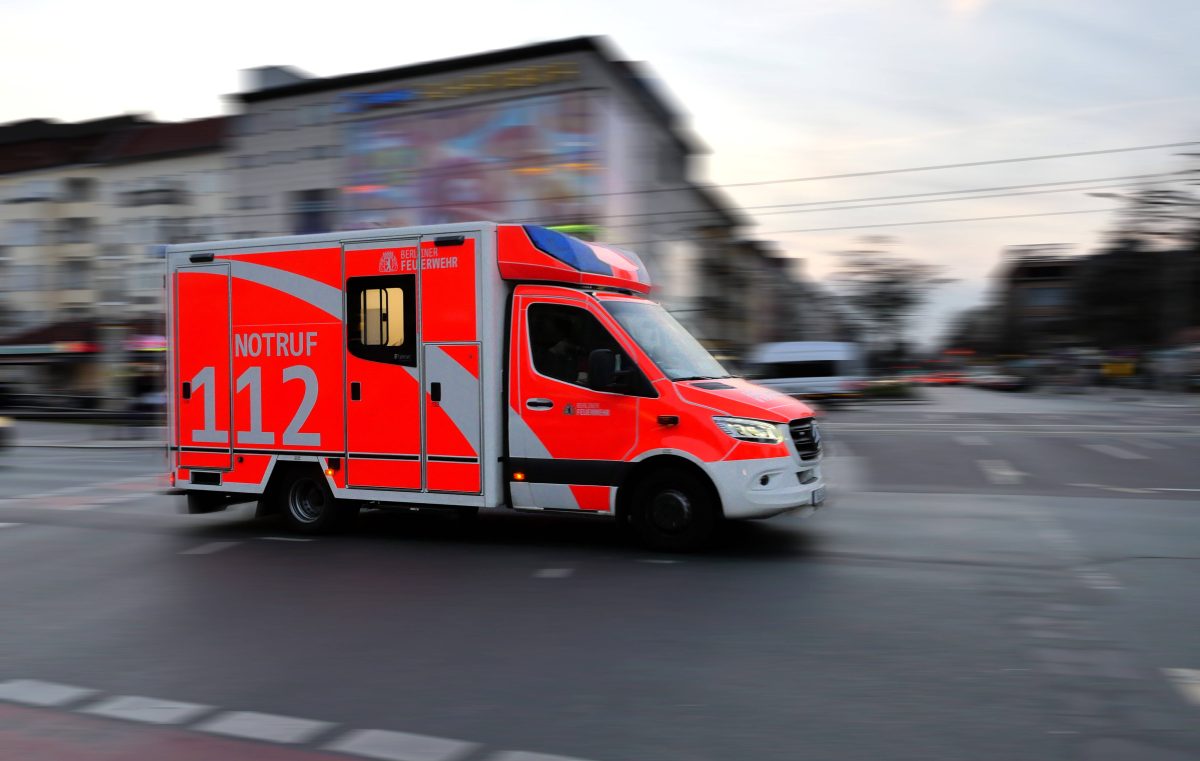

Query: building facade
<box><xmin>227</xmin><ymin>36</ymin><xmax>743</xmax><ymax>339</ymax></box>
<box><xmin>0</xmin><ymin>116</ymin><xmax>226</xmax><ymax>396</ymax></box>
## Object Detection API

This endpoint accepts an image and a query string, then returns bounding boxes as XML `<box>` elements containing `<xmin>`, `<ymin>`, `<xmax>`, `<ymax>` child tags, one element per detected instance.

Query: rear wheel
<box><xmin>630</xmin><ymin>468</ymin><xmax>720</xmax><ymax>552</ymax></box>
<box><xmin>277</xmin><ymin>468</ymin><xmax>355</xmax><ymax>534</ymax></box>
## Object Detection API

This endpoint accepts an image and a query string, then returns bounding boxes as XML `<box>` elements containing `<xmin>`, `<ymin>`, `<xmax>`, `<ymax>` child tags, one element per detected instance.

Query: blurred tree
<box><xmin>1081</xmin><ymin>156</ymin><xmax>1200</xmax><ymax>347</ymax></box>
<box><xmin>943</xmin><ymin>305</ymin><xmax>999</xmax><ymax>356</ymax></box>
<box><xmin>831</xmin><ymin>236</ymin><xmax>953</xmax><ymax>361</ymax></box>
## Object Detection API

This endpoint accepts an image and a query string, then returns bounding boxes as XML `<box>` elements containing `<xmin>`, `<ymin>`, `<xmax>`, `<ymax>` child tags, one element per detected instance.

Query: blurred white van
<box><xmin>748</xmin><ymin>342</ymin><xmax>866</xmax><ymax>400</ymax></box>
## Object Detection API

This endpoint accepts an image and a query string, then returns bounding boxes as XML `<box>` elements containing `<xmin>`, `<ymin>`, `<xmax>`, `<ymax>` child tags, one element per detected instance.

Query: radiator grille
<box><xmin>789</xmin><ymin>418</ymin><xmax>822</xmax><ymax>460</ymax></box>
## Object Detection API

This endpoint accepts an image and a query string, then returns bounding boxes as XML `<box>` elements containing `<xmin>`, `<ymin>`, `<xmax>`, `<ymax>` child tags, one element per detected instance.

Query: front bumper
<box><xmin>707</xmin><ymin>455</ymin><xmax>826</xmax><ymax>520</ymax></box>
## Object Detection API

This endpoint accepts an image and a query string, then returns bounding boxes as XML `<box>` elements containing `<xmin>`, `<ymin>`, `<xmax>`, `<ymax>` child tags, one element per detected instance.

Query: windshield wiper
<box><xmin>673</xmin><ymin>375</ymin><xmax>732</xmax><ymax>382</ymax></box>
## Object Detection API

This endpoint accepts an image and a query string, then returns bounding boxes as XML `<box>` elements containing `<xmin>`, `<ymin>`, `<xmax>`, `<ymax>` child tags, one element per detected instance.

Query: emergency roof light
<box><xmin>524</xmin><ymin>225</ymin><xmax>610</xmax><ymax>276</ymax></box>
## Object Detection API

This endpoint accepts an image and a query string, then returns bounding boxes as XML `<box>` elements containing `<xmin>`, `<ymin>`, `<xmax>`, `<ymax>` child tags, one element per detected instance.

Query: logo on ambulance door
<box><xmin>378</xmin><ymin>250</ymin><xmax>399</xmax><ymax>273</ymax></box>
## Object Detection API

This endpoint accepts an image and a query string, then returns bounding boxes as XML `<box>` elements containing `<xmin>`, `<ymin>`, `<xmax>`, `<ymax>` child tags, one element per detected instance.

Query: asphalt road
<box><xmin>0</xmin><ymin>387</ymin><xmax>1198</xmax><ymax>761</ymax></box>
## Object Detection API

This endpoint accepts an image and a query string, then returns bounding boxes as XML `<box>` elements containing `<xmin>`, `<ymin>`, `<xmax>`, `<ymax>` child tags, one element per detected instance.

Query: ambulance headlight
<box><xmin>713</xmin><ymin>417</ymin><xmax>785</xmax><ymax>445</ymax></box>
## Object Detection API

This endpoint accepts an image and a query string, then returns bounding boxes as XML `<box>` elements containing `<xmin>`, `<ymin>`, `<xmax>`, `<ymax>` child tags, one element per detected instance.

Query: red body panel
<box><xmin>174</xmin><ymin>264</ymin><xmax>233</xmax><ymax>470</ymax></box>
<box><xmin>344</xmin><ymin>241</ymin><xmax>423</xmax><ymax>490</ymax></box>
<box><xmin>420</xmin><ymin>238</ymin><xmax>478</xmax><ymax>342</ymax></box>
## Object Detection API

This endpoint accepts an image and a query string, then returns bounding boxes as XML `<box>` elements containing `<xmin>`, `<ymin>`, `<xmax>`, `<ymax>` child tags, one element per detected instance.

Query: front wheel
<box><xmin>278</xmin><ymin>469</ymin><xmax>355</xmax><ymax>534</ymax></box>
<box><xmin>630</xmin><ymin>468</ymin><xmax>720</xmax><ymax>552</ymax></box>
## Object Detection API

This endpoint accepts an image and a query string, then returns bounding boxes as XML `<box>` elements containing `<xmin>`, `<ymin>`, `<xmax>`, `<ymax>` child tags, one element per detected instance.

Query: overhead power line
<box><xmin>761</xmin><ymin>207</ymin><xmax>1114</xmax><ymax>235</ymax></box>
<box><xmin>221</xmin><ymin>139</ymin><xmax>1199</xmax><ymax>222</ymax></box>
<box><xmin>221</xmin><ymin>169</ymin><xmax>1185</xmax><ymax>227</ymax></box>
<box><xmin>717</xmin><ymin>140</ymin><xmax>1200</xmax><ymax>188</ymax></box>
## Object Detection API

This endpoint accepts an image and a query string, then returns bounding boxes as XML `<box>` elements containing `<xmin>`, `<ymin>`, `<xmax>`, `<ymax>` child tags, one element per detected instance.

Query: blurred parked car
<box><xmin>923</xmin><ymin>371</ymin><xmax>966</xmax><ymax>386</ymax></box>
<box><xmin>965</xmin><ymin>367</ymin><xmax>1026</xmax><ymax>391</ymax></box>
<box><xmin>0</xmin><ymin>415</ymin><xmax>12</xmax><ymax>450</ymax></box>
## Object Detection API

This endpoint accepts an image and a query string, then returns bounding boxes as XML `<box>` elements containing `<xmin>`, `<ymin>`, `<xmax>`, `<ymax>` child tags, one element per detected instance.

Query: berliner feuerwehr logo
<box><xmin>378</xmin><ymin>250</ymin><xmax>399</xmax><ymax>273</ymax></box>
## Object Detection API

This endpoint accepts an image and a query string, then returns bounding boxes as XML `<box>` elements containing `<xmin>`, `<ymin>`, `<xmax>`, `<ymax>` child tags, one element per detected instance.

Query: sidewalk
<box><xmin>1032</xmin><ymin>386</ymin><xmax>1200</xmax><ymax>410</ymax></box>
<box><xmin>7</xmin><ymin>420</ymin><xmax>165</xmax><ymax>449</ymax></box>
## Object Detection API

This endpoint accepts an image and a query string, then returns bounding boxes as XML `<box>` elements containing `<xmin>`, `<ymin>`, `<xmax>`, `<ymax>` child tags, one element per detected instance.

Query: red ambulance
<box><xmin>167</xmin><ymin>223</ymin><xmax>825</xmax><ymax>549</ymax></box>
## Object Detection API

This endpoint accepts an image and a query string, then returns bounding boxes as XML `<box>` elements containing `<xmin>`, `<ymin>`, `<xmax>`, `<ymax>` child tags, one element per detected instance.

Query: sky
<box><xmin>2</xmin><ymin>0</ymin><xmax>1198</xmax><ymax>345</ymax></box>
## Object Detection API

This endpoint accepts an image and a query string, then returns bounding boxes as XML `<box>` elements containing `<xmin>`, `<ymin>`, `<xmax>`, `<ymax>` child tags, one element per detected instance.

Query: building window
<box><xmin>291</xmin><ymin>189</ymin><xmax>335</xmax><ymax>235</ymax></box>
<box><xmin>346</xmin><ymin>275</ymin><xmax>417</xmax><ymax>366</ymax></box>
<box><xmin>60</xmin><ymin>259</ymin><xmax>91</xmax><ymax>291</ymax></box>
<box><xmin>6</xmin><ymin>220</ymin><xmax>41</xmax><ymax>246</ymax></box>
<box><xmin>64</xmin><ymin>177</ymin><xmax>96</xmax><ymax>202</ymax></box>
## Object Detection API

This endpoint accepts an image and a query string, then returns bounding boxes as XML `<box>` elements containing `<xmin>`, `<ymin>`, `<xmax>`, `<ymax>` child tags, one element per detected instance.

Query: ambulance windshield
<box><xmin>603</xmin><ymin>300</ymin><xmax>730</xmax><ymax>381</ymax></box>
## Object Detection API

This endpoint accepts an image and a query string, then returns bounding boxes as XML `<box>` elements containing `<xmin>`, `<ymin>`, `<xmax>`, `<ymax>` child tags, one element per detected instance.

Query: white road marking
<box><xmin>533</xmin><ymin>568</ymin><xmax>574</xmax><ymax>579</ymax></box>
<box><xmin>325</xmin><ymin>728</ymin><xmax>477</xmax><ymax>761</ymax></box>
<box><xmin>819</xmin><ymin>441</ymin><xmax>868</xmax><ymax>492</ymax></box>
<box><xmin>1131</xmin><ymin>439</ymin><xmax>1172</xmax><ymax>450</ymax></box>
<box><xmin>1150</xmin><ymin>488</ymin><xmax>1200</xmax><ymax>492</ymax></box>
<box><xmin>260</xmin><ymin>536</ymin><xmax>314</xmax><ymax>542</ymax></box>
<box><xmin>8</xmin><ymin>475</ymin><xmax>159</xmax><ymax>501</ymax></box>
<box><xmin>1163</xmin><ymin>669</ymin><xmax>1200</xmax><ymax>707</ymax></box>
<box><xmin>0</xmin><ymin>679</ymin><xmax>97</xmax><ymax>707</ymax></box>
<box><xmin>82</xmin><ymin>695</ymin><xmax>213</xmax><ymax>725</ymax></box>
<box><xmin>639</xmin><ymin>559</ymin><xmax>681</xmax><ymax>565</ymax></box>
<box><xmin>976</xmin><ymin>459</ymin><xmax>1025</xmax><ymax>485</ymax></box>
<box><xmin>195</xmin><ymin>710</ymin><xmax>333</xmax><ymax>744</ymax></box>
<box><xmin>955</xmin><ymin>435</ymin><xmax>989</xmax><ymax>446</ymax></box>
<box><xmin>0</xmin><ymin>523</ymin><xmax>22</xmax><ymax>529</ymax></box>
<box><xmin>1083</xmin><ymin>443</ymin><xmax>1149</xmax><ymax>460</ymax></box>
<box><xmin>490</xmin><ymin>752</ymin><xmax>594</xmax><ymax>761</ymax></box>
<box><xmin>1077</xmin><ymin>568</ymin><xmax>1123</xmax><ymax>590</ymax></box>
<box><xmin>180</xmin><ymin>542</ymin><xmax>240</xmax><ymax>556</ymax></box>
<box><xmin>1067</xmin><ymin>483</ymin><xmax>1154</xmax><ymax>494</ymax></box>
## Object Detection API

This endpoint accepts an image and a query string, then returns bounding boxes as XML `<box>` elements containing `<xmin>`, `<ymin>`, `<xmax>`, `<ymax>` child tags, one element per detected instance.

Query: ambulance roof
<box><xmin>497</xmin><ymin>225</ymin><xmax>651</xmax><ymax>295</ymax></box>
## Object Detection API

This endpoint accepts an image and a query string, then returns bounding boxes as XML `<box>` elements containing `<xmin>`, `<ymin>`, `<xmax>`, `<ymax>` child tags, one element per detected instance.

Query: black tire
<box><xmin>277</xmin><ymin>468</ymin><xmax>354</xmax><ymax>534</ymax></box>
<box><xmin>630</xmin><ymin>468</ymin><xmax>721</xmax><ymax>552</ymax></box>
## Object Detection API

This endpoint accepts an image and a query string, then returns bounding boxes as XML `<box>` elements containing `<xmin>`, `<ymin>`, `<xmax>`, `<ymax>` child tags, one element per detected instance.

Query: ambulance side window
<box><xmin>347</xmin><ymin>274</ymin><xmax>417</xmax><ymax>366</ymax></box>
<box><xmin>528</xmin><ymin>303</ymin><xmax>648</xmax><ymax>395</ymax></box>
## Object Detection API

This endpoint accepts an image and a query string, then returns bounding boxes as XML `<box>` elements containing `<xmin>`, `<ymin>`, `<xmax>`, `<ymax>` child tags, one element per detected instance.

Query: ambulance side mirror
<box><xmin>587</xmin><ymin>349</ymin><xmax>616</xmax><ymax>390</ymax></box>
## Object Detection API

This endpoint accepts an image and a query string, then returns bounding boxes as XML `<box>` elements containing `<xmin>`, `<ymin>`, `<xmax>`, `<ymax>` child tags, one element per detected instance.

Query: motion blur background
<box><xmin>0</xmin><ymin>0</ymin><xmax>1196</xmax><ymax>413</ymax></box>
<box><xmin>1</xmin><ymin>4</ymin><xmax>1199</xmax><ymax>761</ymax></box>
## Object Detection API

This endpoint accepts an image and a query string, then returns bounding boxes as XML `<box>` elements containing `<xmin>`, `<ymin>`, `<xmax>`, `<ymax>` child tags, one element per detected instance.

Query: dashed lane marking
<box><xmin>260</xmin><ymin>536</ymin><xmax>314</xmax><ymax>542</ymax></box>
<box><xmin>1163</xmin><ymin>669</ymin><xmax>1200</xmax><ymax>707</ymax></box>
<box><xmin>0</xmin><ymin>679</ymin><xmax>97</xmax><ymax>707</ymax></box>
<box><xmin>955</xmin><ymin>435</ymin><xmax>989</xmax><ymax>446</ymax></box>
<box><xmin>1083</xmin><ymin>443</ymin><xmax>1149</xmax><ymax>460</ymax></box>
<box><xmin>533</xmin><ymin>568</ymin><xmax>574</xmax><ymax>579</ymax></box>
<box><xmin>82</xmin><ymin>695</ymin><xmax>214</xmax><ymax>725</ymax></box>
<box><xmin>325</xmin><ymin>728</ymin><xmax>477</xmax><ymax>761</ymax></box>
<box><xmin>0</xmin><ymin>677</ymin><xmax>609</xmax><ymax>761</ymax></box>
<box><xmin>194</xmin><ymin>710</ymin><xmax>334</xmax><ymax>744</ymax></box>
<box><xmin>638</xmin><ymin>558</ymin><xmax>682</xmax><ymax>565</ymax></box>
<box><xmin>0</xmin><ymin>523</ymin><xmax>22</xmax><ymax>529</ymax></box>
<box><xmin>976</xmin><ymin>459</ymin><xmax>1025</xmax><ymax>485</ymax></box>
<box><xmin>180</xmin><ymin>542</ymin><xmax>240</xmax><ymax>556</ymax></box>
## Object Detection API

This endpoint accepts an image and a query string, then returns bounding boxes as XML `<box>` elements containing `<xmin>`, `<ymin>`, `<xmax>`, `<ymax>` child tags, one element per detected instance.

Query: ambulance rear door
<box><xmin>174</xmin><ymin>261</ymin><xmax>234</xmax><ymax>472</ymax></box>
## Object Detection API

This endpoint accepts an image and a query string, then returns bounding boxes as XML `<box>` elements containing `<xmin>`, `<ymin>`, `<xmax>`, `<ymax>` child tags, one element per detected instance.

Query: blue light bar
<box><xmin>524</xmin><ymin>225</ymin><xmax>613</xmax><ymax>276</ymax></box>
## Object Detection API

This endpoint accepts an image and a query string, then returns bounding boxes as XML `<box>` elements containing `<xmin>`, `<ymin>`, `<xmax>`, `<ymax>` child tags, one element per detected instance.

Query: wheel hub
<box><xmin>289</xmin><ymin>480</ymin><xmax>325</xmax><ymax>523</ymax></box>
<box><xmin>650</xmin><ymin>489</ymin><xmax>693</xmax><ymax>533</ymax></box>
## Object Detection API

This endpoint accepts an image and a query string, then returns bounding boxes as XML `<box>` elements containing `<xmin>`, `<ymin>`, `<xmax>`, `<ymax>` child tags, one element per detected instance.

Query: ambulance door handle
<box><xmin>350</xmin><ymin>382</ymin><xmax>361</xmax><ymax>401</ymax></box>
<box><xmin>526</xmin><ymin>398</ymin><xmax>553</xmax><ymax>410</ymax></box>
<box><xmin>430</xmin><ymin>382</ymin><xmax>442</xmax><ymax>403</ymax></box>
